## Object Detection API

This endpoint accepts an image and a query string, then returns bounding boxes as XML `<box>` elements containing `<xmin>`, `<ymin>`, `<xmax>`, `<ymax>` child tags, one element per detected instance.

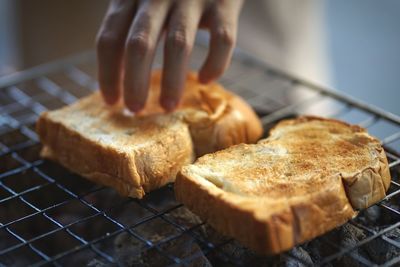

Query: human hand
<box><xmin>96</xmin><ymin>0</ymin><xmax>244</xmax><ymax>112</ymax></box>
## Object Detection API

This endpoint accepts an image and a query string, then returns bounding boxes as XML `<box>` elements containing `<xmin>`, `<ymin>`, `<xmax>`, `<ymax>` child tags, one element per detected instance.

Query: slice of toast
<box><xmin>175</xmin><ymin>116</ymin><xmax>391</xmax><ymax>254</ymax></box>
<box><xmin>36</xmin><ymin>71</ymin><xmax>262</xmax><ymax>198</ymax></box>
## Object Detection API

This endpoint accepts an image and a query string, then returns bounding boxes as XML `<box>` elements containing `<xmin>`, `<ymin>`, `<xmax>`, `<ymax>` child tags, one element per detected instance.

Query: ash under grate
<box><xmin>0</xmin><ymin>43</ymin><xmax>399</xmax><ymax>266</ymax></box>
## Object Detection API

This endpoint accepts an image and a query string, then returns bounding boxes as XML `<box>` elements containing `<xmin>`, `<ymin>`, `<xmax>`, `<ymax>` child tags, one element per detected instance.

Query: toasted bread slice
<box><xmin>175</xmin><ymin>116</ymin><xmax>391</xmax><ymax>254</ymax></box>
<box><xmin>37</xmin><ymin>71</ymin><xmax>262</xmax><ymax>198</ymax></box>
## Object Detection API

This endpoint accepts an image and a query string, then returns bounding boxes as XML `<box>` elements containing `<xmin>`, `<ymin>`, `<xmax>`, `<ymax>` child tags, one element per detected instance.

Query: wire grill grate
<box><xmin>0</xmin><ymin>43</ymin><xmax>399</xmax><ymax>266</ymax></box>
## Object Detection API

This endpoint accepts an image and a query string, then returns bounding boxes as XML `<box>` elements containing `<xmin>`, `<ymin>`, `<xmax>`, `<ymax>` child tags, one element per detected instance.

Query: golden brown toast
<box><xmin>175</xmin><ymin>116</ymin><xmax>391</xmax><ymax>254</ymax></box>
<box><xmin>36</xmin><ymin>71</ymin><xmax>262</xmax><ymax>198</ymax></box>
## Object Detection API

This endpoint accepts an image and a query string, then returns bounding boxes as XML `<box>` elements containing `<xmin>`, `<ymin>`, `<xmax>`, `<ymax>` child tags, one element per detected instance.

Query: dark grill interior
<box><xmin>0</xmin><ymin>43</ymin><xmax>399</xmax><ymax>266</ymax></box>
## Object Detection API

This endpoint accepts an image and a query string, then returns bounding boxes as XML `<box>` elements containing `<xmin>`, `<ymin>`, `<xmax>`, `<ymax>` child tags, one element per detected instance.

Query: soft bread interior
<box><xmin>186</xmin><ymin>165</ymin><xmax>246</xmax><ymax>196</ymax></box>
<box><xmin>180</xmin><ymin>116</ymin><xmax>391</xmax><ymax>210</ymax></box>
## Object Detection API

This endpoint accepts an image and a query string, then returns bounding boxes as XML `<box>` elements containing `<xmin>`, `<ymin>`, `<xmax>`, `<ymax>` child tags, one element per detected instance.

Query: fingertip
<box><xmin>125</xmin><ymin>99</ymin><xmax>144</xmax><ymax>113</ymax></box>
<box><xmin>100</xmin><ymin>89</ymin><xmax>120</xmax><ymax>105</ymax></box>
<box><xmin>198</xmin><ymin>68</ymin><xmax>218</xmax><ymax>84</ymax></box>
<box><xmin>129</xmin><ymin>103</ymin><xmax>144</xmax><ymax>113</ymax></box>
<box><xmin>198</xmin><ymin>71</ymin><xmax>212</xmax><ymax>84</ymax></box>
<box><xmin>161</xmin><ymin>72</ymin><xmax>183</xmax><ymax>112</ymax></box>
<box><xmin>160</xmin><ymin>97</ymin><xmax>178</xmax><ymax>112</ymax></box>
<box><xmin>132</xmin><ymin>104</ymin><xmax>144</xmax><ymax>113</ymax></box>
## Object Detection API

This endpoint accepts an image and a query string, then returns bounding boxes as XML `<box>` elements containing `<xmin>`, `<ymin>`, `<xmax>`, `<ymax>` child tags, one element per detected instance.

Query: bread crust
<box><xmin>175</xmin><ymin>116</ymin><xmax>391</xmax><ymax>253</ymax></box>
<box><xmin>36</xmin><ymin>71</ymin><xmax>263</xmax><ymax>198</ymax></box>
<box><xmin>37</xmin><ymin>110</ymin><xmax>193</xmax><ymax>198</ymax></box>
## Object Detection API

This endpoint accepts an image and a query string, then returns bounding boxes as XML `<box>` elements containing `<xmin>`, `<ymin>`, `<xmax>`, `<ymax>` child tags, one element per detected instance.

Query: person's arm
<box><xmin>96</xmin><ymin>0</ymin><xmax>244</xmax><ymax>112</ymax></box>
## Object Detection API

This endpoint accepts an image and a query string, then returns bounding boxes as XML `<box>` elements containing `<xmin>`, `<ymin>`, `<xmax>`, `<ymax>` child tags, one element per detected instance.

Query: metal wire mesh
<box><xmin>0</xmin><ymin>43</ymin><xmax>399</xmax><ymax>266</ymax></box>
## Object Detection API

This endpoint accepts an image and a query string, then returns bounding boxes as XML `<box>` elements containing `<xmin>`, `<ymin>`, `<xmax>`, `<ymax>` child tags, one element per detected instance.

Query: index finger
<box><xmin>96</xmin><ymin>0</ymin><xmax>136</xmax><ymax>104</ymax></box>
<box><xmin>161</xmin><ymin>0</ymin><xmax>203</xmax><ymax>111</ymax></box>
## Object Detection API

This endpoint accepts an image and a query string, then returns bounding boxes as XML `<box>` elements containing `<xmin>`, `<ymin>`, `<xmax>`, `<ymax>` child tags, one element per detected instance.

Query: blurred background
<box><xmin>0</xmin><ymin>0</ymin><xmax>399</xmax><ymax>115</ymax></box>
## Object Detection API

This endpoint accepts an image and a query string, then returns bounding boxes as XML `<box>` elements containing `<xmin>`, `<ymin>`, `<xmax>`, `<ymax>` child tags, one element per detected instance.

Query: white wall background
<box><xmin>324</xmin><ymin>0</ymin><xmax>400</xmax><ymax>115</ymax></box>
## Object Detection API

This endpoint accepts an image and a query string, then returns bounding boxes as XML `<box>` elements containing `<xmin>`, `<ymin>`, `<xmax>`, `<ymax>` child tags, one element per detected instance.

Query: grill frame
<box><xmin>0</xmin><ymin>43</ymin><xmax>399</xmax><ymax>267</ymax></box>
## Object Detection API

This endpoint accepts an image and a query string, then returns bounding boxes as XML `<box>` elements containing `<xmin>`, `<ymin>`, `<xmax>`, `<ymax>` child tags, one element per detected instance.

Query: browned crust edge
<box><xmin>41</xmin><ymin>145</ymin><xmax>145</xmax><ymax>198</ymax></box>
<box><xmin>37</xmin><ymin>111</ymin><xmax>190</xmax><ymax>199</ymax></box>
<box><xmin>37</xmin><ymin>112</ymin><xmax>146</xmax><ymax>198</ymax></box>
<box><xmin>175</xmin><ymin>168</ymin><xmax>357</xmax><ymax>254</ymax></box>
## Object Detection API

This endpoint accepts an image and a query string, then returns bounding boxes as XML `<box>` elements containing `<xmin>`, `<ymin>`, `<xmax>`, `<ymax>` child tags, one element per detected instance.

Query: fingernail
<box><xmin>162</xmin><ymin>98</ymin><xmax>177</xmax><ymax>111</ymax></box>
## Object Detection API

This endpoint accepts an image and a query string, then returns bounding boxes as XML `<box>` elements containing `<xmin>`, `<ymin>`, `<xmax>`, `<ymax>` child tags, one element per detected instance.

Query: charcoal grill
<box><xmin>0</xmin><ymin>40</ymin><xmax>399</xmax><ymax>267</ymax></box>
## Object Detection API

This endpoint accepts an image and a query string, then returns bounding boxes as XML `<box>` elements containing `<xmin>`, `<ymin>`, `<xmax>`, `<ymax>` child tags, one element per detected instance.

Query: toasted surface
<box><xmin>175</xmin><ymin>116</ymin><xmax>391</xmax><ymax>254</ymax></box>
<box><xmin>37</xmin><ymin>71</ymin><xmax>262</xmax><ymax>198</ymax></box>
